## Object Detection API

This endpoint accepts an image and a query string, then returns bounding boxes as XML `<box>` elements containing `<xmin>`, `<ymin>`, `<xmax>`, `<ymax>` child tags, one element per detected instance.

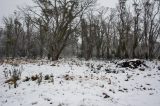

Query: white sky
<box><xmin>0</xmin><ymin>0</ymin><xmax>118</xmax><ymax>26</ymax></box>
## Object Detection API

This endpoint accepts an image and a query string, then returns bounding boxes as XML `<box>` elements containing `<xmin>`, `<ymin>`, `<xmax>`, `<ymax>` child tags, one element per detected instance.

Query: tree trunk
<box><xmin>52</xmin><ymin>53</ymin><xmax>59</xmax><ymax>61</ymax></box>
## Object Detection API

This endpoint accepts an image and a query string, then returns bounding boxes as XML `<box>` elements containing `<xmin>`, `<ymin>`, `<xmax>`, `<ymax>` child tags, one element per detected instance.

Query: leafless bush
<box><xmin>37</xmin><ymin>73</ymin><xmax>42</xmax><ymax>85</ymax></box>
<box><xmin>4</xmin><ymin>66</ymin><xmax>23</xmax><ymax>88</ymax></box>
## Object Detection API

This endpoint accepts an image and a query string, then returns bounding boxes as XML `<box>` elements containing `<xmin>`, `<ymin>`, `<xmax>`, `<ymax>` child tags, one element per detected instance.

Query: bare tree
<box><xmin>94</xmin><ymin>7</ymin><xmax>108</xmax><ymax>58</ymax></box>
<box><xmin>1</xmin><ymin>0</ymin><xmax>160</xmax><ymax>60</ymax></box>
<box><xmin>132</xmin><ymin>0</ymin><xmax>141</xmax><ymax>58</ymax></box>
<box><xmin>23</xmin><ymin>0</ymin><xmax>96</xmax><ymax>60</ymax></box>
<box><xmin>3</xmin><ymin>16</ymin><xmax>14</xmax><ymax>57</ymax></box>
<box><xmin>12</xmin><ymin>12</ymin><xmax>23</xmax><ymax>58</ymax></box>
<box><xmin>117</xmin><ymin>0</ymin><xmax>128</xmax><ymax>58</ymax></box>
<box><xmin>141</xmin><ymin>0</ymin><xmax>160</xmax><ymax>58</ymax></box>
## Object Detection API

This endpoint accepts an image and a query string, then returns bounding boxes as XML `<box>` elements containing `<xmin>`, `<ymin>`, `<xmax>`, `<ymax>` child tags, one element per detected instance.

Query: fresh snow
<box><xmin>0</xmin><ymin>59</ymin><xmax>160</xmax><ymax>106</ymax></box>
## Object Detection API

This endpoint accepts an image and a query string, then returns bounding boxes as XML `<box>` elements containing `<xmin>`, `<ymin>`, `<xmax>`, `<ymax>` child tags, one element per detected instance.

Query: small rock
<box><xmin>139</xmin><ymin>68</ymin><xmax>145</xmax><ymax>71</ymax></box>
<box><xmin>50</xmin><ymin>64</ymin><xmax>56</xmax><ymax>66</ymax></box>
<box><xmin>125</xmin><ymin>79</ymin><xmax>129</xmax><ymax>81</ymax></box>
<box><xmin>112</xmin><ymin>70</ymin><xmax>117</xmax><ymax>74</ymax></box>
<box><xmin>143</xmin><ymin>87</ymin><xmax>146</xmax><ymax>90</ymax></box>
<box><xmin>118</xmin><ymin>89</ymin><xmax>124</xmax><ymax>92</ymax></box>
<box><xmin>123</xmin><ymin>88</ymin><xmax>128</xmax><ymax>91</ymax></box>
<box><xmin>146</xmin><ymin>84</ymin><xmax>151</xmax><ymax>86</ymax></box>
<box><xmin>103</xmin><ymin>93</ymin><xmax>110</xmax><ymax>98</ymax></box>
<box><xmin>44</xmin><ymin>75</ymin><xmax>50</xmax><ymax>80</ymax></box>
<box><xmin>105</xmin><ymin>69</ymin><xmax>111</xmax><ymax>73</ymax></box>
<box><xmin>121</xmin><ymin>70</ymin><xmax>125</xmax><ymax>73</ymax></box>
<box><xmin>23</xmin><ymin>77</ymin><xmax>30</xmax><ymax>82</ymax></box>
<box><xmin>31</xmin><ymin>75</ymin><xmax>38</xmax><ymax>81</ymax></box>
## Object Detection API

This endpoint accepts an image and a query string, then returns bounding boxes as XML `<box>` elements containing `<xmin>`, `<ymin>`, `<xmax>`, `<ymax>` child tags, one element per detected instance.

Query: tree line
<box><xmin>0</xmin><ymin>0</ymin><xmax>160</xmax><ymax>60</ymax></box>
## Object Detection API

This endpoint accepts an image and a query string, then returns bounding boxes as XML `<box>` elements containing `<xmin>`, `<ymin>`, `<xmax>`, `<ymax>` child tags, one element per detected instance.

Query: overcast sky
<box><xmin>0</xmin><ymin>0</ymin><xmax>118</xmax><ymax>26</ymax></box>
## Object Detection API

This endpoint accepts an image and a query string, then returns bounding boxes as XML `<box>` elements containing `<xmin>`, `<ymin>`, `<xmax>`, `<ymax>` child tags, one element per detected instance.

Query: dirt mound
<box><xmin>117</xmin><ymin>59</ymin><xmax>147</xmax><ymax>69</ymax></box>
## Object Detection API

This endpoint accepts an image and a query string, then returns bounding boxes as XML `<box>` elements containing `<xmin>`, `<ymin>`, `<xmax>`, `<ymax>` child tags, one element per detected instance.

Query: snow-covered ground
<box><xmin>0</xmin><ymin>58</ymin><xmax>160</xmax><ymax>106</ymax></box>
